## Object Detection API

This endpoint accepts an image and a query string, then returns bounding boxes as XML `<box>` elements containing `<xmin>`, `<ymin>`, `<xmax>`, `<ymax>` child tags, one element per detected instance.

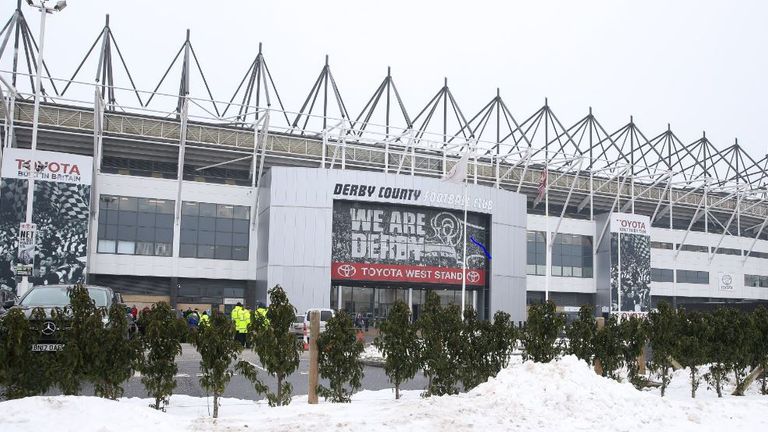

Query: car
<box><xmin>304</xmin><ymin>308</ymin><xmax>335</xmax><ymax>334</ymax></box>
<box><xmin>292</xmin><ymin>314</ymin><xmax>307</xmax><ymax>340</ymax></box>
<box><xmin>3</xmin><ymin>284</ymin><xmax>128</xmax><ymax>352</ymax></box>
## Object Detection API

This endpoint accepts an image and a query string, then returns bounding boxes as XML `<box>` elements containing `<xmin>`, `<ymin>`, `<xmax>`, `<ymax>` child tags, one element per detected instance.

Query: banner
<box><xmin>609</xmin><ymin>213</ymin><xmax>651</xmax><ymax>313</ymax></box>
<box><xmin>0</xmin><ymin>150</ymin><xmax>93</xmax><ymax>293</ymax></box>
<box><xmin>16</xmin><ymin>223</ymin><xmax>36</xmax><ymax>276</ymax></box>
<box><xmin>1</xmin><ymin>148</ymin><xmax>92</xmax><ymax>185</ymax></box>
<box><xmin>718</xmin><ymin>272</ymin><xmax>734</xmax><ymax>291</ymax></box>
<box><xmin>331</xmin><ymin>200</ymin><xmax>489</xmax><ymax>286</ymax></box>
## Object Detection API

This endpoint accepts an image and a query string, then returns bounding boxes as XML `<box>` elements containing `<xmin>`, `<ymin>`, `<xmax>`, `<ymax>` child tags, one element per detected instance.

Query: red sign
<box><xmin>332</xmin><ymin>262</ymin><xmax>486</xmax><ymax>286</ymax></box>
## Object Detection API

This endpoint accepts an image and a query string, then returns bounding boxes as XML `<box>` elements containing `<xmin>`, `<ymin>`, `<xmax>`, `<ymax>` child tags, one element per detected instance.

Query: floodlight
<box><xmin>54</xmin><ymin>1</ymin><xmax>67</xmax><ymax>11</ymax></box>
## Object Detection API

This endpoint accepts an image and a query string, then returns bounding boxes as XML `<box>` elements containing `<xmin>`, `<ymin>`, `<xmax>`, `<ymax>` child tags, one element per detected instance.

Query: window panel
<box><xmin>198</xmin><ymin>217</ymin><xmax>216</xmax><ymax>231</ymax></box>
<box><xmin>137</xmin><ymin>227</ymin><xmax>155</xmax><ymax>241</ymax></box>
<box><xmin>181</xmin><ymin>229</ymin><xmax>197</xmax><ymax>243</ymax></box>
<box><xmin>156</xmin><ymin>213</ymin><xmax>174</xmax><ymax>229</ymax></box>
<box><xmin>197</xmin><ymin>245</ymin><xmax>214</xmax><ymax>258</ymax></box>
<box><xmin>216</xmin><ymin>218</ymin><xmax>234</xmax><ymax>232</ymax></box>
<box><xmin>180</xmin><ymin>243</ymin><xmax>196</xmax><ymax>258</ymax></box>
<box><xmin>233</xmin><ymin>206</ymin><xmax>250</xmax><ymax>220</ymax></box>
<box><xmin>118</xmin><ymin>197</ymin><xmax>137</xmax><ymax>211</ymax></box>
<box><xmin>97</xmin><ymin>240</ymin><xmax>115</xmax><ymax>253</ymax></box>
<box><xmin>155</xmin><ymin>243</ymin><xmax>172</xmax><ymax>257</ymax></box>
<box><xmin>214</xmin><ymin>245</ymin><xmax>232</xmax><ymax>260</ymax></box>
<box><xmin>154</xmin><ymin>199</ymin><xmax>174</xmax><ymax>214</ymax></box>
<box><xmin>97</xmin><ymin>194</ymin><xmax>175</xmax><ymax>257</ymax></box>
<box><xmin>180</xmin><ymin>201</ymin><xmax>250</xmax><ymax>260</ymax></box>
<box><xmin>198</xmin><ymin>230</ymin><xmax>216</xmax><ymax>245</ymax></box>
<box><xmin>182</xmin><ymin>201</ymin><xmax>199</xmax><ymax>216</ymax></box>
<box><xmin>137</xmin><ymin>212</ymin><xmax>156</xmax><ymax>227</ymax></box>
<box><xmin>232</xmin><ymin>247</ymin><xmax>249</xmax><ymax>260</ymax></box>
<box><xmin>136</xmin><ymin>242</ymin><xmax>154</xmax><ymax>256</ymax></box>
<box><xmin>199</xmin><ymin>203</ymin><xmax>217</xmax><ymax>217</ymax></box>
<box><xmin>117</xmin><ymin>241</ymin><xmax>135</xmax><ymax>254</ymax></box>
<box><xmin>117</xmin><ymin>225</ymin><xmax>136</xmax><ymax>241</ymax></box>
<box><xmin>232</xmin><ymin>219</ymin><xmax>250</xmax><ymax>233</ymax></box>
<box><xmin>138</xmin><ymin>198</ymin><xmax>155</xmax><ymax>213</ymax></box>
<box><xmin>217</xmin><ymin>204</ymin><xmax>234</xmax><ymax>218</ymax></box>
<box><xmin>118</xmin><ymin>211</ymin><xmax>137</xmax><ymax>226</ymax></box>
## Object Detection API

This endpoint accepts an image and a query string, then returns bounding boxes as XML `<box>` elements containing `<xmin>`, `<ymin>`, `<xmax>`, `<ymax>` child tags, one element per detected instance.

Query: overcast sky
<box><xmin>2</xmin><ymin>0</ymin><xmax>767</xmax><ymax>160</ymax></box>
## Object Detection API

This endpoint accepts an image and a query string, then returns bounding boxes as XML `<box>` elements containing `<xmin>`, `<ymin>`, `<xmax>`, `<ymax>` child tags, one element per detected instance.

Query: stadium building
<box><xmin>1</xmin><ymin>5</ymin><xmax>767</xmax><ymax>323</ymax></box>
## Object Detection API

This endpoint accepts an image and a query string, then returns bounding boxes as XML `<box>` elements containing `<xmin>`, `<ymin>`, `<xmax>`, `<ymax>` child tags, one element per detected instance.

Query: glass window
<box><xmin>180</xmin><ymin>201</ymin><xmax>250</xmax><ymax>261</ymax></box>
<box><xmin>551</xmin><ymin>233</ymin><xmax>593</xmax><ymax>278</ymax></box>
<box><xmin>745</xmin><ymin>274</ymin><xmax>768</xmax><ymax>288</ymax></box>
<box><xmin>677</xmin><ymin>270</ymin><xmax>709</xmax><ymax>285</ymax></box>
<box><xmin>97</xmin><ymin>194</ymin><xmax>175</xmax><ymax>257</ymax></box>
<box><xmin>651</xmin><ymin>241</ymin><xmax>674</xmax><ymax>250</ymax></box>
<box><xmin>651</xmin><ymin>268</ymin><xmax>674</xmax><ymax>283</ymax></box>
<box><xmin>526</xmin><ymin>231</ymin><xmax>546</xmax><ymax>276</ymax></box>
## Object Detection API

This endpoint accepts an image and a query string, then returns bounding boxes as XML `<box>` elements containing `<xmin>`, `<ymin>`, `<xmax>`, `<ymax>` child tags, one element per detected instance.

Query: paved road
<box><xmin>48</xmin><ymin>344</ymin><xmax>428</xmax><ymax>400</ymax></box>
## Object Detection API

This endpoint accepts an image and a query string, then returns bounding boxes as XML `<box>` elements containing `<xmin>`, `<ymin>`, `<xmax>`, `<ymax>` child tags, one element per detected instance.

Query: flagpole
<box><xmin>461</xmin><ymin>175</ymin><xmax>468</xmax><ymax>317</ymax></box>
<box><xmin>545</xmin><ymin>167</ymin><xmax>550</xmax><ymax>303</ymax></box>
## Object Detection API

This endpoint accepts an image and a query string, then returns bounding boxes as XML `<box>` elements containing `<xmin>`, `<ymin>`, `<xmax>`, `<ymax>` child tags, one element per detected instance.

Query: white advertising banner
<box><xmin>610</xmin><ymin>213</ymin><xmax>651</xmax><ymax>236</ymax></box>
<box><xmin>16</xmin><ymin>222</ymin><xmax>36</xmax><ymax>276</ymax></box>
<box><xmin>0</xmin><ymin>148</ymin><xmax>93</xmax><ymax>186</ymax></box>
<box><xmin>718</xmin><ymin>272</ymin><xmax>735</xmax><ymax>291</ymax></box>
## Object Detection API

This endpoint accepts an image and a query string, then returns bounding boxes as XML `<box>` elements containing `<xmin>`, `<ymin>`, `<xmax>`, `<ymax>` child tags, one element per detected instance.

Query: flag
<box><xmin>470</xmin><ymin>235</ymin><xmax>491</xmax><ymax>260</ymax></box>
<box><xmin>442</xmin><ymin>150</ymin><xmax>470</xmax><ymax>184</ymax></box>
<box><xmin>534</xmin><ymin>168</ymin><xmax>548</xmax><ymax>207</ymax></box>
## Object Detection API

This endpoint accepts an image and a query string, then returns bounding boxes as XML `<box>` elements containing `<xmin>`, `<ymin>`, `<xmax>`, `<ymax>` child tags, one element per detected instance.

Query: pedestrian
<box><xmin>200</xmin><ymin>310</ymin><xmax>210</xmax><ymax>326</ymax></box>
<box><xmin>130</xmin><ymin>305</ymin><xmax>138</xmax><ymax>320</ymax></box>
<box><xmin>231</xmin><ymin>302</ymin><xmax>247</xmax><ymax>346</ymax></box>
<box><xmin>187</xmin><ymin>310</ymin><xmax>199</xmax><ymax>329</ymax></box>
<box><xmin>255</xmin><ymin>302</ymin><xmax>269</xmax><ymax>327</ymax></box>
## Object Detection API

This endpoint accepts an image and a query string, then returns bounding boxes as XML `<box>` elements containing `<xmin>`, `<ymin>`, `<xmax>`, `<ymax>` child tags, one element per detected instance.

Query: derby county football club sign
<box><xmin>331</xmin><ymin>200</ymin><xmax>490</xmax><ymax>286</ymax></box>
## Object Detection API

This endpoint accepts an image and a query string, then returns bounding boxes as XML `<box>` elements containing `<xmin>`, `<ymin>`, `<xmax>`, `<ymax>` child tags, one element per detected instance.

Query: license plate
<box><xmin>31</xmin><ymin>343</ymin><xmax>64</xmax><ymax>352</ymax></box>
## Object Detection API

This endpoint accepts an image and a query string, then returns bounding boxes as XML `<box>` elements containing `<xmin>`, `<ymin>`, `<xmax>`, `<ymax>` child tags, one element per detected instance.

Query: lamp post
<box><xmin>18</xmin><ymin>0</ymin><xmax>66</xmax><ymax>297</ymax></box>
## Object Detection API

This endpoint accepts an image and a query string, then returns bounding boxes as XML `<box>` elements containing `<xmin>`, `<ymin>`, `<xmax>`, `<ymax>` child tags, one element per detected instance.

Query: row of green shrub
<box><xmin>524</xmin><ymin>301</ymin><xmax>768</xmax><ymax>398</ymax></box>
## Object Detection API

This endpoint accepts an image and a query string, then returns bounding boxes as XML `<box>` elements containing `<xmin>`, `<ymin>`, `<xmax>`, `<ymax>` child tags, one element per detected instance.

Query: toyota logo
<box><xmin>467</xmin><ymin>271</ymin><xmax>481</xmax><ymax>283</ymax></box>
<box><xmin>337</xmin><ymin>264</ymin><xmax>357</xmax><ymax>278</ymax></box>
<box><xmin>42</xmin><ymin>321</ymin><xmax>57</xmax><ymax>336</ymax></box>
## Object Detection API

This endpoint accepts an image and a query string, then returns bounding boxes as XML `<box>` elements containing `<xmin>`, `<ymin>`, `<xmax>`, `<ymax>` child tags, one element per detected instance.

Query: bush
<box><xmin>458</xmin><ymin>306</ymin><xmax>494</xmax><ymax>390</ymax></box>
<box><xmin>92</xmin><ymin>303</ymin><xmax>140</xmax><ymax>399</ymax></box>
<box><xmin>193</xmin><ymin>311</ymin><xmax>242</xmax><ymax>418</ymax></box>
<box><xmin>675</xmin><ymin>309</ymin><xmax>709</xmax><ymax>398</ymax></box>
<box><xmin>373</xmin><ymin>300</ymin><xmax>421</xmax><ymax>400</ymax></box>
<box><xmin>242</xmin><ymin>285</ymin><xmax>299</xmax><ymax>406</ymax></box>
<box><xmin>417</xmin><ymin>291</ymin><xmax>463</xmax><ymax>396</ymax></box>
<box><xmin>752</xmin><ymin>306</ymin><xmax>768</xmax><ymax>395</ymax></box>
<box><xmin>0</xmin><ymin>308</ymin><xmax>54</xmax><ymax>399</ymax></box>
<box><xmin>317</xmin><ymin>311</ymin><xmax>365</xmax><ymax>402</ymax></box>
<box><xmin>619</xmin><ymin>315</ymin><xmax>647</xmax><ymax>388</ymax></box>
<box><xmin>647</xmin><ymin>301</ymin><xmax>679</xmax><ymax>397</ymax></box>
<box><xmin>592</xmin><ymin>315</ymin><xmax>623</xmax><ymax>379</ymax></box>
<box><xmin>55</xmin><ymin>284</ymin><xmax>107</xmax><ymax>395</ymax></box>
<box><xmin>565</xmin><ymin>305</ymin><xmax>597</xmax><ymax>366</ymax></box>
<box><xmin>521</xmin><ymin>301</ymin><xmax>565</xmax><ymax>363</ymax></box>
<box><xmin>486</xmin><ymin>311</ymin><xmax>518</xmax><ymax>376</ymax></box>
<box><xmin>137</xmin><ymin>302</ymin><xmax>187</xmax><ymax>410</ymax></box>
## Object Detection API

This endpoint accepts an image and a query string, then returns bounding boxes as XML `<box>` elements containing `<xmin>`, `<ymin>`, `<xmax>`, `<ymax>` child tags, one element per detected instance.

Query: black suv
<box><xmin>3</xmin><ymin>284</ymin><xmax>126</xmax><ymax>352</ymax></box>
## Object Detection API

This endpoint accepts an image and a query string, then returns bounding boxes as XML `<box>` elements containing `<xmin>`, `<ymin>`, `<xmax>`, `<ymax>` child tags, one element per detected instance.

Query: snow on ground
<box><xmin>2</xmin><ymin>356</ymin><xmax>767</xmax><ymax>432</ymax></box>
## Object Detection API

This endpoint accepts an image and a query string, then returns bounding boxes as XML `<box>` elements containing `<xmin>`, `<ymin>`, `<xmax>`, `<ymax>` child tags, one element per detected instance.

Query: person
<box><xmin>355</xmin><ymin>313</ymin><xmax>364</xmax><ymax>330</ymax></box>
<box><xmin>187</xmin><ymin>309</ymin><xmax>199</xmax><ymax>329</ymax></box>
<box><xmin>232</xmin><ymin>302</ymin><xmax>248</xmax><ymax>346</ymax></box>
<box><xmin>255</xmin><ymin>302</ymin><xmax>269</xmax><ymax>328</ymax></box>
<box><xmin>184</xmin><ymin>307</ymin><xmax>193</xmax><ymax>319</ymax></box>
<box><xmin>200</xmin><ymin>310</ymin><xmax>210</xmax><ymax>327</ymax></box>
<box><xmin>130</xmin><ymin>305</ymin><xmax>138</xmax><ymax>320</ymax></box>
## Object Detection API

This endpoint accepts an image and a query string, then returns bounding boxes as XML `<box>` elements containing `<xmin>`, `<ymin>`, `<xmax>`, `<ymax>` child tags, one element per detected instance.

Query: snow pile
<box><xmin>2</xmin><ymin>356</ymin><xmax>767</xmax><ymax>432</ymax></box>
